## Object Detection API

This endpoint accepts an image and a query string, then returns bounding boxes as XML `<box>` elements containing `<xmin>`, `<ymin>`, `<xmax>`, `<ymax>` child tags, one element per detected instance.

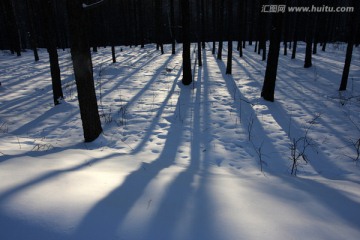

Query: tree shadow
<box><xmin>71</xmin><ymin>81</ymin><xmax>192</xmax><ymax>240</ymax></box>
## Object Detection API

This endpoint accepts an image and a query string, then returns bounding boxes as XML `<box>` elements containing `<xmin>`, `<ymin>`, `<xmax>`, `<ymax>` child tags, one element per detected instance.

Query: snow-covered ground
<box><xmin>0</xmin><ymin>43</ymin><xmax>360</xmax><ymax>240</ymax></box>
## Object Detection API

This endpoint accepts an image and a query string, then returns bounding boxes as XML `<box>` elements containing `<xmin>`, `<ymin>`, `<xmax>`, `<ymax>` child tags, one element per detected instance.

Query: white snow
<box><xmin>0</xmin><ymin>43</ymin><xmax>360</xmax><ymax>240</ymax></box>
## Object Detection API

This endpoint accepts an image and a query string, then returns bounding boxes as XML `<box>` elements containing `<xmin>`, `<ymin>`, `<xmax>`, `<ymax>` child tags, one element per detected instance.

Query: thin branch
<box><xmin>82</xmin><ymin>0</ymin><xmax>104</xmax><ymax>9</ymax></box>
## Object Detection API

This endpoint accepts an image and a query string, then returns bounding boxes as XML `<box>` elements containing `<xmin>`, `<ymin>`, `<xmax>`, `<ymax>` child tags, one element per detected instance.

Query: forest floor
<box><xmin>0</xmin><ymin>42</ymin><xmax>360</xmax><ymax>240</ymax></box>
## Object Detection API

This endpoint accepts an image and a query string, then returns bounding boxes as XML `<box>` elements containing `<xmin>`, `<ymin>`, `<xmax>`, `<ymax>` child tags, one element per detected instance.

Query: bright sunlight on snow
<box><xmin>1</xmin><ymin>43</ymin><xmax>360</xmax><ymax>240</ymax></box>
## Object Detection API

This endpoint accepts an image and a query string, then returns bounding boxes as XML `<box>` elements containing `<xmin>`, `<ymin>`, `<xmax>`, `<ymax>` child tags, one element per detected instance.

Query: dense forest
<box><xmin>0</xmin><ymin>0</ymin><xmax>358</xmax><ymax>51</ymax></box>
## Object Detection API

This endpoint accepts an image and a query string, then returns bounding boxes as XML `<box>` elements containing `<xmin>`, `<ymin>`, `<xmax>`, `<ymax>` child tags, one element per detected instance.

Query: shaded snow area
<box><xmin>1</xmin><ymin>43</ymin><xmax>360</xmax><ymax>240</ymax></box>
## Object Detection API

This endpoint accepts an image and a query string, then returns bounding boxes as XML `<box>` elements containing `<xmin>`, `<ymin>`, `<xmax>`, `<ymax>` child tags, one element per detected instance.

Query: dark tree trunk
<box><xmin>2</xmin><ymin>0</ymin><xmax>21</xmax><ymax>56</ymax></box>
<box><xmin>196</xmin><ymin>0</ymin><xmax>202</xmax><ymax>67</ymax></box>
<box><xmin>237</xmin><ymin>0</ymin><xmax>244</xmax><ymax>57</ymax></box>
<box><xmin>212</xmin><ymin>0</ymin><xmax>216</xmax><ymax>55</ymax></box>
<box><xmin>339</xmin><ymin>1</ymin><xmax>359</xmax><ymax>91</ymax></box>
<box><xmin>138</xmin><ymin>0</ymin><xmax>145</xmax><ymax>48</ymax></box>
<box><xmin>304</xmin><ymin>14</ymin><xmax>316</xmax><ymax>68</ymax></box>
<box><xmin>339</xmin><ymin>42</ymin><xmax>355</xmax><ymax>91</ymax></box>
<box><xmin>197</xmin><ymin>41</ymin><xmax>202</xmax><ymax>67</ymax></box>
<box><xmin>201</xmin><ymin>0</ymin><xmax>206</xmax><ymax>49</ymax></box>
<box><xmin>257</xmin><ymin>0</ymin><xmax>267</xmax><ymax>61</ymax></box>
<box><xmin>242</xmin><ymin>0</ymin><xmax>248</xmax><ymax>47</ymax></box>
<box><xmin>170</xmin><ymin>0</ymin><xmax>176</xmax><ymax>54</ymax></box>
<box><xmin>322</xmin><ymin>42</ymin><xmax>327</xmax><ymax>52</ymax></box>
<box><xmin>181</xmin><ymin>0</ymin><xmax>192</xmax><ymax>85</ymax></box>
<box><xmin>304</xmin><ymin>39</ymin><xmax>312</xmax><ymax>68</ymax></box>
<box><xmin>313</xmin><ymin>42</ymin><xmax>317</xmax><ymax>55</ymax></box>
<box><xmin>111</xmin><ymin>45</ymin><xmax>116</xmax><ymax>63</ymax></box>
<box><xmin>66</xmin><ymin>0</ymin><xmax>103</xmax><ymax>142</ymax></box>
<box><xmin>217</xmin><ymin>0</ymin><xmax>225</xmax><ymax>60</ymax></box>
<box><xmin>226</xmin><ymin>0</ymin><xmax>233</xmax><ymax>75</ymax></box>
<box><xmin>262</xmin><ymin>41</ymin><xmax>267</xmax><ymax>61</ymax></box>
<box><xmin>261</xmin><ymin>0</ymin><xmax>285</xmax><ymax>102</ymax></box>
<box><xmin>26</xmin><ymin>0</ymin><xmax>39</xmax><ymax>61</ymax></box>
<box><xmin>291</xmin><ymin>1</ymin><xmax>298</xmax><ymax>59</ymax></box>
<box><xmin>291</xmin><ymin>40</ymin><xmax>297</xmax><ymax>59</ymax></box>
<box><xmin>40</xmin><ymin>0</ymin><xmax>64</xmax><ymax>106</ymax></box>
<box><xmin>155</xmin><ymin>0</ymin><xmax>164</xmax><ymax>54</ymax></box>
<box><xmin>283</xmin><ymin>5</ymin><xmax>289</xmax><ymax>56</ymax></box>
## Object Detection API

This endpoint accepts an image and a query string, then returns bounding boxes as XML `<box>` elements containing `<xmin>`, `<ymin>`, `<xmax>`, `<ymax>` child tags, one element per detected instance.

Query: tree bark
<box><xmin>2</xmin><ymin>0</ymin><xmax>21</xmax><ymax>56</ymax></box>
<box><xmin>26</xmin><ymin>0</ymin><xmax>39</xmax><ymax>61</ymax></box>
<box><xmin>226</xmin><ymin>0</ymin><xmax>233</xmax><ymax>74</ymax></box>
<box><xmin>238</xmin><ymin>0</ymin><xmax>244</xmax><ymax>58</ymax></box>
<box><xmin>170</xmin><ymin>0</ymin><xmax>176</xmax><ymax>54</ymax></box>
<box><xmin>196</xmin><ymin>0</ymin><xmax>202</xmax><ymax>67</ymax></box>
<box><xmin>339</xmin><ymin>1</ymin><xmax>359</xmax><ymax>91</ymax></box>
<box><xmin>66</xmin><ymin>0</ymin><xmax>103</xmax><ymax>142</ymax></box>
<box><xmin>40</xmin><ymin>0</ymin><xmax>64</xmax><ymax>106</ymax></box>
<box><xmin>261</xmin><ymin>0</ymin><xmax>285</xmax><ymax>102</ymax></box>
<box><xmin>155</xmin><ymin>0</ymin><xmax>164</xmax><ymax>54</ymax></box>
<box><xmin>181</xmin><ymin>0</ymin><xmax>192</xmax><ymax>85</ymax></box>
<box><xmin>217</xmin><ymin>0</ymin><xmax>225</xmax><ymax>60</ymax></box>
<box><xmin>304</xmin><ymin>14</ymin><xmax>315</xmax><ymax>68</ymax></box>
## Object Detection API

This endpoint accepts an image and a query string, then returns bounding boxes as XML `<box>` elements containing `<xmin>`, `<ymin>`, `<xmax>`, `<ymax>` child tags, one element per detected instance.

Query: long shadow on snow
<box><xmin>232</xmin><ymin>53</ymin><xmax>349</xmax><ymax>178</ymax></box>
<box><xmin>92</xmin><ymin>47</ymin><xmax>161</xmax><ymax>101</ymax></box>
<box><xmin>141</xmin><ymin>49</ymin><xmax>223</xmax><ymax>240</ymax></box>
<box><xmin>215</xmin><ymin>56</ymin><xmax>287</xmax><ymax>173</ymax></box>
<box><xmin>130</xmin><ymin>63</ymin><xmax>182</xmax><ymax>154</ymax></box>
<box><xmin>71</xmin><ymin>81</ymin><xmax>192</xmax><ymax>240</ymax></box>
<box><xmin>285</xmin><ymin>176</ymin><xmax>360</xmax><ymax>232</ymax></box>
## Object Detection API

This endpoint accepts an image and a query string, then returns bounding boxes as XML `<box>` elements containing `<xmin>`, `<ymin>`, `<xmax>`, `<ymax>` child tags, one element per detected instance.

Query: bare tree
<box><xmin>1</xmin><ymin>0</ymin><xmax>21</xmax><ymax>56</ymax></box>
<box><xmin>226</xmin><ymin>0</ymin><xmax>233</xmax><ymax>74</ymax></box>
<box><xmin>261</xmin><ymin>0</ymin><xmax>285</xmax><ymax>102</ymax></box>
<box><xmin>217</xmin><ymin>0</ymin><xmax>225</xmax><ymax>60</ymax></box>
<box><xmin>26</xmin><ymin>0</ymin><xmax>39</xmax><ymax>61</ymax></box>
<box><xmin>39</xmin><ymin>0</ymin><xmax>64</xmax><ymax>106</ymax></box>
<box><xmin>304</xmin><ymin>14</ymin><xmax>316</xmax><ymax>68</ymax></box>
<box><xmin>181</xmin><ymin>0</ymin><xmax>192</xmax><ymax>85</ymax></box>
<box><xmin>66</xmin><ymin>0</ymin><xmax>103</xmax><ymax>142</ymax></box>
<box><xmin>339</xmin><ymin>0</ymin><xmax>359</xmax><ymax>91</ymax></box>
<box><xmin>155</xmin><ymin>0</ymin><xmax>164</xmax><ymax>54</ymax></box>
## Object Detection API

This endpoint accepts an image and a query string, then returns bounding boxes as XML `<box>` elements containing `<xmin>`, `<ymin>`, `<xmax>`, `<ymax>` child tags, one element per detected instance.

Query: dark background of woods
<box><xmin>0</xmin><ymin>0</ymin><xmax>359</xmax><ymax>51</ymax></box>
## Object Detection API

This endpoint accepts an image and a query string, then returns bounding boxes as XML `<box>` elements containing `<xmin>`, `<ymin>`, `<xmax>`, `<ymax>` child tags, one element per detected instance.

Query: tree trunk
<box><xmin>237</xmin><ymin>0</ymin><xmax>244</xmax><ymax>58</ymax></box>
<box><xmin>26</xmin><ymin>0</ymin><xmax>39</xmax><ymax>61</ymax></box>
<box><xmin>155</xmin><ymin>0</ymin><xmax>164</xmax><ymax>54</ymax></box>
<box><xmin>196</xmin><ymin>0</ymin><xmax>202</xmax><ymax>67</ymax></box>
<box><xmin>181</xmin><ymin>0</ymin><xmax>192</xmax><ymax>85</ymax></box>
<box><xmin>201</xmin><ymin>0</ymin><xmax>206</xmax><ymax>49</ymax></box>
<box><xmin>322</xmin><ymin>42</ymin><xmax>326</xmax><ymax>52</ymax></box>
<box><xmin>261</xmin><ymin>0</ymin><xmax>285</xmax><ymax>102</ymax></box>
<box><xmin>40</xmin><ymin>0</ymin><xmax>64</xmax><ymax>106</ymax></box>
<box><xmin>2</xmin><ymin>0</ymin><xmax>21</xmax><ymax>56</ymax></box>
<box><xmin>313</xmin><ymin>42</ymin><xmax>317</xmax><ymax>55</ymax></box>
<box><xmin>291</xmin><ymin>40</ymin><xmax>297</xmax><ymax>59</ymax></box>
<box><xmin>339</xmin><ymin>1</ymin><xmax>359</xmax><ymax>91</ymax></box>
<box><xmin>304</xmin><ymin>14</ymin><xmax>315</xmax><ymax>68</ymax></box>
<box><xmin>170</xmin><ymin>0</ymin><xmax>176</xmax><ymax>54</ymax></box>
<box><xmin>217</xmin><ymin>0</ymin><xmax>225</xmax><ymax>60</ymax></box>
<box><xmin>291</xmin><ymin>1</ymin><xmax>298</xmax><ymax>59</ymax></box>
<box><xmin>111</xmin><ymin>45</ymin><xmax>116</xmax><ymax>63</ymax></box>
<box><xmin>212</xmin><ymin>0</ymin><xmax>216</xmax><ymax>54</ymax></box>
<box><xmin>226</xmin><ymin>0</ymin><xmax>233</xmax><ymax>75</ymax></box>
<box><xmin>138</xmin><ymin>0</ymin><xmax>145</xmax><ymax>48</ymax></box>
<box><xmin>304</xmin><ymin>39</ymin><xmax>312</xmax><ymax>68</ymax></box>
<box><xmin>66</xmin><ymin>0</ymin><xmax>102</xmax><ymax>142</ymax></box>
